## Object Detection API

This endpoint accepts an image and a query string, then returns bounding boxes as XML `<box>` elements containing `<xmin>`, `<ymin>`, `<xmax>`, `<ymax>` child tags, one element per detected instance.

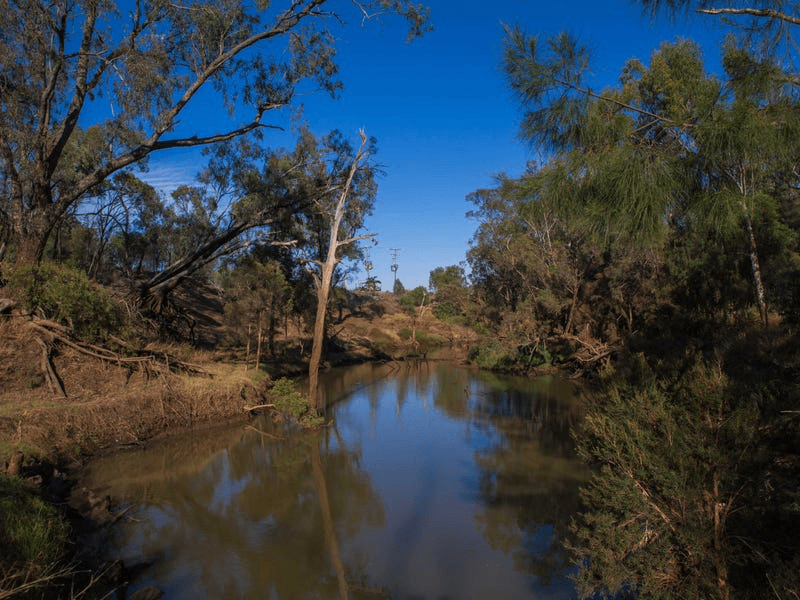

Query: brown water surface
<box><xmin>81</xmin><ymin>361</ymin><xmax>589</xmax><ymax>599</ymax></box>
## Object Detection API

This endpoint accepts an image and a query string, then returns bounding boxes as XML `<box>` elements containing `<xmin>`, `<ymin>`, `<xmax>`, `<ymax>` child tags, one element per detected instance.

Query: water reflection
<box><xmin>82</xmin><ymin>361</ymin><xmax>588</xmax><ymax>599</ymax></box>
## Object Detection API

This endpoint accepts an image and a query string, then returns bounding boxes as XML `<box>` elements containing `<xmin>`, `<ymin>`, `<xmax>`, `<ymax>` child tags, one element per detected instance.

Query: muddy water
<box><xmin>81</xmin><ymin>362</ymin><xmax>589</xmax><ymax>599</ymax></box>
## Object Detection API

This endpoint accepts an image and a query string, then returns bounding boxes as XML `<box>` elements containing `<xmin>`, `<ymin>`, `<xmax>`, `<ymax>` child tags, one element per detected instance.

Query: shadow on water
<box><xmin>81</xmin><ymin>361</ymin><xmax>589</xmax><ymax>600</ymax></box>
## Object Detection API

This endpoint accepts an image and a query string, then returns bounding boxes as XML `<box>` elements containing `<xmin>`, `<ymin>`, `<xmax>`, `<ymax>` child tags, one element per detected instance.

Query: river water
<box><xmin>80</xmin><ymin>361</ymin><xmax>589</xmax><ymax>600</ymax></box>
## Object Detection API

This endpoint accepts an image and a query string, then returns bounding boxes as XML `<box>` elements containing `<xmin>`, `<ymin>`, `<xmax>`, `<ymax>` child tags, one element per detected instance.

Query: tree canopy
<box><xmin>0</xmin><ymin>0</ymin><xmax>429</xmax><ymax>267</ymax></box>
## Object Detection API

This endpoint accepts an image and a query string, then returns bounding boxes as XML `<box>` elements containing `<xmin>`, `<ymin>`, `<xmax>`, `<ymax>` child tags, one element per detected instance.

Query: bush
<box><xmin>8</xmin><ymin>263</ymin><xmax>125</xmax><ymax>342</ymax></box>
<box><xmin>469</xmin><ymin>340</ymin><xmax>554</xmax><ymax>371</ymax></box>
<box><xmin>268</xmin><ymin>378</ymin><xmax>324</xmax><ymax>428</ymax></box>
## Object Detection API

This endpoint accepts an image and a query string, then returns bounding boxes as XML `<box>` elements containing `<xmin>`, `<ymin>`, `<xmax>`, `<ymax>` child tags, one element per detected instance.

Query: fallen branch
<box><xmin>564</xmin><ymin>333</ymin><xmax>615</xmax><ymax>364</ymax></box>
<box><xmin>244</xmin><ymin>403</ymin><xmax>276</xmax><ymax>412</ymax></box>
<box><xmin>33</xmin><ymin>335</ymin><xmax>66</xmax><ymax>398</ymax></box>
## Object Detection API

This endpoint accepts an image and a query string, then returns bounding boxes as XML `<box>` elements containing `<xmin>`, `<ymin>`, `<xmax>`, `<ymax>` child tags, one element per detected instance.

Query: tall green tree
<box><xmin>0</xmin><ymin>0</ymin><xmax>429</xmax><ymax>267</ymax></box>
<box><xmin>502</xmin><ymin>27</ymin><xmax>798</xmax><ymax>325</ymax></box>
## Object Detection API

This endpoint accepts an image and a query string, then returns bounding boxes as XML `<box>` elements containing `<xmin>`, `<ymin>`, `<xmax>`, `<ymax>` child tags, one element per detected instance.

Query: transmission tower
<box><xmin>390</xmin><ymin>248</ymin><xmax>400</xmax><ymax>290</ymax></box>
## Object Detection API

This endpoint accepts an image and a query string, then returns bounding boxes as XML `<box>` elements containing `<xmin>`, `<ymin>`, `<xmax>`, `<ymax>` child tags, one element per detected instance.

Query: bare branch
<box><xmin>697</xmin><ymin>6</ymin><xmax>800</xmax><ymax>25</ymax></box>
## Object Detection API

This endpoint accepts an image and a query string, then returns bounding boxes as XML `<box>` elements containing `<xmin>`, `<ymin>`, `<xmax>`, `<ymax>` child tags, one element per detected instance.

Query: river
<box><xmin>79</xmin><ymin>361</ymin><xmax>589</xmax><ymax>600</ymax></box>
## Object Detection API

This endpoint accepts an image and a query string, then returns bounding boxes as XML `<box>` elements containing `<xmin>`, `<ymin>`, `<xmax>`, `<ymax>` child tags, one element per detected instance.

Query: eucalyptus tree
<box><xmin>0</xmin><ymin>0</ymin><xmax>429</xmax><ymax>269</ymax></box>
<box><xmin>132</xmin><ymin>137</ymin><xmax>304</xmax><ymax>310</ymax></box>
<box><xmin>298</xmin><ymin>130</ymin><xmax>376</xmax><ymax>410</ymax></box>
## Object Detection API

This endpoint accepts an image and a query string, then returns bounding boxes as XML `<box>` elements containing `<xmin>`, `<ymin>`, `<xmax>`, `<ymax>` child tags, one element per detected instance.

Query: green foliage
<box><xmin>221</xmin><ymin>258</ymin><xmax>293</xmax><ymax>350</ymax></box>
<box><xmin>570</xmin><ymin>357</ymin><xmax>766</xmax><ymax>599</ymax></box>
<box><xmin>469</xmin><ymin>340</ymin><xmax>555</xmax><ymax>372</ymax></box>
<box><xmin>8</xmin><ymin>262</ymin><xmax>126</xmax><ymax>342</ymax></box>
<box><xmin>399</xmin><ymin>286</ymin><xmax>428</xmax><ymax>315</ymax></box>
<box><xmin>268</xmin><ymin>378</ymin><xmax>324</xmax><ymax>428</ymax></box>
<box><xmin>0</xmin><ymin>474</ymin><xmax>69</xmax><ymax>566</ymax></box>
<box><xmin>1</xmin><ymin>0</ymin><xmax>429</xmax><ymax>265</ymax></box>
<box><xmin>429</xmin><ymin>264</ymin><xmax>469</xmax><ymax>319</ymax></box>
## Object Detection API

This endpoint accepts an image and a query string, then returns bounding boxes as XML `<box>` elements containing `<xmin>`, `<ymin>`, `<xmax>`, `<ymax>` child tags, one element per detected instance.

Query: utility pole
<box><xmin>390</xmin><ymin>248</ymin><xmax>400</xmax><ymax>291</ymax></box>
<box><xmin>364</xmin><ymin>246</ymin><xmax>374</xmax><ymax>289</ymax></box>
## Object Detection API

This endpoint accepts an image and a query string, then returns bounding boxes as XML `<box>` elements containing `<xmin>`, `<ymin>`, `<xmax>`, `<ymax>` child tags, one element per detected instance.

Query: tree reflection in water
<box><xmin>82</xmin><ymin>361</ymin><xmax>588</xmax><ymax>599</ymax></box>
<box><xmin>83</xmin><ymin>420</ymin><xmax>385</xmax><ymax>599</ymax></box>
<box><xmin>470</xmin><ymin>377</ymin><xmax>589</xmax><ymax>587</ymax></box>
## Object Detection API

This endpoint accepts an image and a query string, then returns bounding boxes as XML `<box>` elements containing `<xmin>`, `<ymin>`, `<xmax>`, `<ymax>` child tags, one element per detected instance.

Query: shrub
<box><xmin>8</xmin><ymin>263</ymin><xmax>125</xmax><ymax>342</ymax></box>
<box><xmin>268</xmin><ymin>378</ymin><xmax>324</xmax><ymax>428</ymax></box>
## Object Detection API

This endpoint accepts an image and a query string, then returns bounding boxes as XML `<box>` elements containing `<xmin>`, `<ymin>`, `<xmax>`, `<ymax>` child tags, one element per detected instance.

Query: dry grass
<box><xmin>0</xmin><ymin>317</ymin><xmax>271</xmax><ymax>463</ymax></box>
<box><xmin>0</xmin><ymin>290</ymin><xmax>476</xmax><ymax>464</ymax></box>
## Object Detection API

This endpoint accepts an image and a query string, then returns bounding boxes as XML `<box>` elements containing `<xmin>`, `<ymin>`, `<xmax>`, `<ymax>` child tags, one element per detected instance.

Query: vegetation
<box><xmin>0</xmin><ymin>0</ymin><xmax>798</xmax><ymax>597</ymax></box>
<box><xmin>0</xmin><ymin>473</ymin><xmax>72</xmax><ymax>597</ymax></box>
<box><xmin>453</xmin><ymin>3</ymin><xmax>800</xmax><ymax>598</ymax></box>
<box><xmin>0</xmin><ymin>0</ymin><xmax>429</xmax><ymax>268</ymax></box>
<box><xmin>268</xmin><ymin>377</ymin><xmax>325</xmax><ymax>429</ymax></box>
<box><xmin>7</xmin><ymin>263</ymin><xmax>126</xmax><ymax>343</ymax></box>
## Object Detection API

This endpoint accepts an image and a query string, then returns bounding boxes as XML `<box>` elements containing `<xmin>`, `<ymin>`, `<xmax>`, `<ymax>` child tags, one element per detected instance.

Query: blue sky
<box><xmin>141</xmin><ymin>0</ymin><xmax>728</xmax><ymax>289</ymax></box>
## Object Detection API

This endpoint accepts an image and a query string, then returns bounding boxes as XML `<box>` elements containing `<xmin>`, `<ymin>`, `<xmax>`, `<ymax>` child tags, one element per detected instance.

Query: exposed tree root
<box><xmin>33</xmin><ymin>334</ymin><xmax>66</xmax><ymax>398</ymax></box>
<box><xmin>24</xmin><ymin>317</ymin><xmax>211</xmax><ymax>397</ymax></box>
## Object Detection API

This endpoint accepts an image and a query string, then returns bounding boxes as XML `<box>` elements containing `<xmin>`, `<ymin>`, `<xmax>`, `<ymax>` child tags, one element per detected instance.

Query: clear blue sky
<box><xmin>142</xmin><ymin>0</ymin><xmax>727</xmax><ymax>290</ymax></box>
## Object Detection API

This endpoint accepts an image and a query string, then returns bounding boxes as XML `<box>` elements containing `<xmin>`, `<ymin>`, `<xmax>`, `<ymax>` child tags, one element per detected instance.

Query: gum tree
<box><xmin>0</xmin><ymin>0</ymin><xmax>429</xmax><ymax>267</ymax></box>
<box><xmin>305</xmin><ymin>129</ymin><xmax>374</xmax><ymax>410</ymax></box>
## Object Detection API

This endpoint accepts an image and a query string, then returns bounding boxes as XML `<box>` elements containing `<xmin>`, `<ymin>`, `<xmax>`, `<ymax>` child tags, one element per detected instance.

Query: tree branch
<box><xmin>697</xmin><ymin>6</ymin><xmax>800</xmax><ymax>25</ymax></box>
<box><xmin>553</xmin><ymin>77</ymin><xmax>692</xmax><ymax>129</ymax></box>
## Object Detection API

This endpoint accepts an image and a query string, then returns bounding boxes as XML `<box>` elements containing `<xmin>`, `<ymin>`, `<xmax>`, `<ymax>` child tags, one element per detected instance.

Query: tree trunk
<box><xmin>10</xmin><ymin>222</ymin><xmax>51</xmax><ymax>267</ymax></box>
<box><xmin>563</xmin><ymin>268</ymin><xmax>581</xmax><ymax>336</ymax></box>
<box><xmin>309</xmin><ymin>259</ymin><xmax>335</xmax><ymax>409</ymax></box>
<box><xmin>745</xmin><ymin>213</ymin><xmax>768</xmax><ymax>327</ymax></box>
<box><xmin>308</xmin><ymin>130</ymin><xmax>369</xmax><ymax>410</ymax></box>
<box><xmin>255</xmin><ymin>310</ymin><xmax>264</xmax><ymax>370</ymax></box>
<box><xmin>138</xmin><ymin>221</ymin><xmax>251</xmax><ymax>308</ymax></box>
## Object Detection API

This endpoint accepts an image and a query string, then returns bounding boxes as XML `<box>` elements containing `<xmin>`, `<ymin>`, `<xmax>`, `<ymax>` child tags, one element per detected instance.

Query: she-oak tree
<box><xmin>0</xmin><ymin>0</ymin><xmax>429</xmax><ymax>267</ymax></box>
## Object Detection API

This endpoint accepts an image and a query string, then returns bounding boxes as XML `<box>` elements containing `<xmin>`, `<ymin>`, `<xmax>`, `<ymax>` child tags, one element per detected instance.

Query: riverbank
<box><xmin>0</xmin><ymin>290</ymin><xmax>479</xmax><ymax>599</ymax></box>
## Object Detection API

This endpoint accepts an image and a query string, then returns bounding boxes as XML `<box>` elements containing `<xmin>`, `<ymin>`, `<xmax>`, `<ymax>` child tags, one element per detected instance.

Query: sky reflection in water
<box><xmin>82</xmin><ymin>362</ymin><xmax>589</xmax><ymax>600</ymax></box>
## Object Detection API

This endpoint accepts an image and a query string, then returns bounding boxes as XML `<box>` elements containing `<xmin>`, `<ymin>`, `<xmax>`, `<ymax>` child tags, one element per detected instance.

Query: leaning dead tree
<box><xmin>308</xmin><ymin>130</ymin><xmax>374</xmax><ymax>410</ymax></box>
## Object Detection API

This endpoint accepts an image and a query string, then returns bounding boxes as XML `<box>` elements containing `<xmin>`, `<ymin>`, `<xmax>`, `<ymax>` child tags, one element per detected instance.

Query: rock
<box><xmin>128</xmin><ymin>585</ymin><xmax>164</xmax><ymax>600</ymax></box>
